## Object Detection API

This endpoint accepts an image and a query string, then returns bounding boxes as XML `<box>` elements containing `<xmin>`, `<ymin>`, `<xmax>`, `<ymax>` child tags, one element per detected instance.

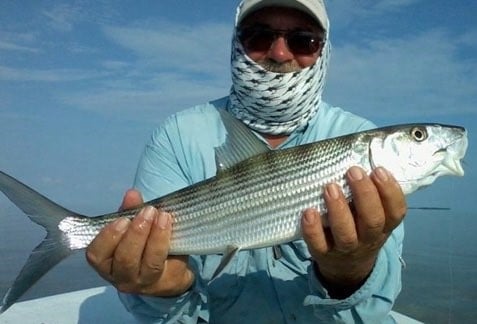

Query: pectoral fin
<box><xmin>211</xmin><ymin>245</ymin><xmax>240</xmax><ymax>279</ymax></box>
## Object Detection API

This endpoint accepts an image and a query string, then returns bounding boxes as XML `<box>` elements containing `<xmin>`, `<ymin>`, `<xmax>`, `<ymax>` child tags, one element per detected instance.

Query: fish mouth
<box><xmin>442</xmin><ymin>131</ymin><xmax>468</xmax><ymax>177</ymax></box>
<box><xmin>431</xmin><ymin>149</ymin><xmax>465</xmax><ymax>177</ymax></box>
<box><xmin>442</xmin><ymin>156</ymin><xmax>465</xmax><ymax>177</ymax></box>
<box><xmin>431</xmin><ymin>135</ymin><xmax>467</xmax><ymax>177</ymax></box>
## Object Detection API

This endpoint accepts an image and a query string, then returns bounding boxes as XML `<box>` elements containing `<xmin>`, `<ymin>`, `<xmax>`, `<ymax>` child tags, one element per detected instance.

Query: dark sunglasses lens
<box><xmin>239</xmin><ymin>29</ymin><xmax>275</xmax><ymax>52</ymax></box>
<box><xmin>288</xmin><ymin>32</ymin><xmax>322</xmax><ymax>55</ymax></box>
<box><xmin>239</xmin><ymin>28</ymin><xmax>324</xmax><ymax>55</ymax></box>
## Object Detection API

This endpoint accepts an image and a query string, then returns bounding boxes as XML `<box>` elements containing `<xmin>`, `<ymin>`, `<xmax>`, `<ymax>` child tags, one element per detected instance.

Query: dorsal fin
<box><xmin>215</xmin><ymin>108</ymin><xmax>269</xmax><ymax>172</ymax></box>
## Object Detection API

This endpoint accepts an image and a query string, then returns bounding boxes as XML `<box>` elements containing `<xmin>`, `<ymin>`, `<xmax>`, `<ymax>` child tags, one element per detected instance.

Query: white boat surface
<box><xmin>0</xmin><ymin>285</ymin><xmax>423</xmax><ymax>323</ymax></box>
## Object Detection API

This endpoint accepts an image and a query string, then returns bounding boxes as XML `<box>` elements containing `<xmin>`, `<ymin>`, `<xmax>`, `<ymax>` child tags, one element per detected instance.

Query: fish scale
<box><xmin>0</xmin><ymin>117</ymin><xmax>467</xmax><ymax>313</ymax></box>
<box><xmin>151</xmin><ymin>133</ymin><xmax>371</xmax><ymax>254</ymax></box>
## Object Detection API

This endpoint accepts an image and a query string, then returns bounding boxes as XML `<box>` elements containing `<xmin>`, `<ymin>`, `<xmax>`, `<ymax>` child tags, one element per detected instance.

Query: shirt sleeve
<box><xmin>118</xmin><ymin>114</ymin><xmax>210</xmax><ymax>323</ymax></box>
<box><xmin>303</xmin><ymin>110</ymin><xmax>404</xmax><ymax>322</ymax></box>
<box><xmin>118</xmin><ymin>256</ymin><xmax>208</xmax><ymax>323</ymax></box>
<box><xmin>133</xmin><ymin>119</ymin><xmax>190</xmax><ymax>202</ymax></box>
<box><xmin>304</xmin><ymin>224</ymin><xmax>404</xmax><ymax>323</ymax></box>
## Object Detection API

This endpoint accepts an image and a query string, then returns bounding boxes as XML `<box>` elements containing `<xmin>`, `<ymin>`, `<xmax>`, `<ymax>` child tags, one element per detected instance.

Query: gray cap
<box><xmin>236</xmin><ymin>0</ymin><xmax>329</xmax><ymax>30</ymax></box>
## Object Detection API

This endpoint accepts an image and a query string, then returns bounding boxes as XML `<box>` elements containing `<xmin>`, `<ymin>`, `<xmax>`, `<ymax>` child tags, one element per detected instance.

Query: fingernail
<box><xmin>348</xmin><ymin>167</ymin><xmax>364</xmax><ymax>181</ymax></box>
<box><xmin>157</xmin><ymin>212</ymin><xmax>170</xmax><ymax>230</ymax></box>
<box><xmin>118</xmin><ymin>189</ymin><xmax>137</xmax><ymax>211</ymax></box>
<box><xmin>325</xmin><ymin>183</ymin><xmax>340</xmax><ymax>200</ymax></box>
<box><xmin>142</xmin><ymin>206</ymin><xmax>156</xmax><ymax>221</ymax></box>
<box><xmin>375</xmin><ymin>167</ymin><xmax>389</xmax><ymax>182</ymax></box>
<box><xmin>303</xmin><ymin>209</ymin><xmax>317</xmax><ymax>225</ymax></box>
<box><xmin>114</xmin><ymin>217</ymin><xmax>130</xmax><ymax>232</ymax></box>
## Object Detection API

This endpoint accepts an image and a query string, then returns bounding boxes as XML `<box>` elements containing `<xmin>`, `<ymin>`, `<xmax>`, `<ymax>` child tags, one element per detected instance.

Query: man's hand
<box><xmin>301</xmin><ymin>166</ymin><xmax>407</xmax><ymax>298</ymax></box>
<box><xmin>86</xmin><ymin>189</ymin><xmax>194</xmax><ymax>297</ymax></box>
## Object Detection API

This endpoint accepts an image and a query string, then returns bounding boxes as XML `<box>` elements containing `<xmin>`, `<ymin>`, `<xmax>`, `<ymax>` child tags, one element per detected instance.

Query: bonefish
<box><xmin>0</xmin><ymin>109</ymin><xmax>468</xmax><ymax>313</ymax></box>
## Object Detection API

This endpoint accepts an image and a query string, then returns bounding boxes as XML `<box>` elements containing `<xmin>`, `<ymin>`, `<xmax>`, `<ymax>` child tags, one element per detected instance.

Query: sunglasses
<box><xmin>237</xmin><ymin>26</ymin><xmax>325</xmax><ymax>56</ymax></box>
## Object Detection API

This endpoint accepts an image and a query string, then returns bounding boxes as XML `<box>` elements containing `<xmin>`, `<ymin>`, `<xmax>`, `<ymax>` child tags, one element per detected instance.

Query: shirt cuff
<box><xmin>118</xmin><ymin>260</ymin><xmax>208</xmax><ymax>322</ymax></box>
<box><xmin>303</xmin><ymin>248</ymin><xmax>388</xmax><ymax>311</ymax></box>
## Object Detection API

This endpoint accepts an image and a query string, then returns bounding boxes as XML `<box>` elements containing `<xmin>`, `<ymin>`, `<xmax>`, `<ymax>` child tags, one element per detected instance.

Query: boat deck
<box><xmin>1</xmin><ymin>286</ymin><xmax>423</xmax><ymax>323</ymax></box>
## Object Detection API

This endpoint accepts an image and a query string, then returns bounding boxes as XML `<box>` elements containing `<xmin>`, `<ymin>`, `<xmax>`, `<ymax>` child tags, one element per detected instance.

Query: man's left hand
<box><xmin>301</xmin><ymin>166</ymin><xmax>407</xmax><ymax>298</ymax></box>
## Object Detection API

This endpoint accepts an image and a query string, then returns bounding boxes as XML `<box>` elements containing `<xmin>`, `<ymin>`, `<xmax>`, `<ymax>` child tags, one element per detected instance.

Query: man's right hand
<box><xmin>86</xmin><ymin>189</ymin><xmax>194</xmax><ymax>296</ymax></box>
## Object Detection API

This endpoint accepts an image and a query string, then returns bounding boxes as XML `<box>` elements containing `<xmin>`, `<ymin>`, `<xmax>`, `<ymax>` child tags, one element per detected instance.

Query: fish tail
<box><xmin>0</xmin><ymin>171</ymin><xmax>80</xmax><ymax>313</ymax></box>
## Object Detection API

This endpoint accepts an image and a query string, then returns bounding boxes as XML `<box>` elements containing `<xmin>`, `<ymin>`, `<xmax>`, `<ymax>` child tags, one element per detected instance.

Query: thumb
<box><xmin>119</xmin><ymin>189</ymin><xmax>144</xmax><ymax>211</ymax></box>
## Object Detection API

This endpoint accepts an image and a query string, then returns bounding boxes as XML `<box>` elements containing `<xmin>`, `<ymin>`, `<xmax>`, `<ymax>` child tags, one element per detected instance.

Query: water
<box><xmin>1</xmin><ymin>203</ymin><xmax>476</xmax><ymax>323</ymax></box>
<box><xmin>394</xmin><ymin>210</ymin><xmax>477</xmax><ymax>323</ymax></box>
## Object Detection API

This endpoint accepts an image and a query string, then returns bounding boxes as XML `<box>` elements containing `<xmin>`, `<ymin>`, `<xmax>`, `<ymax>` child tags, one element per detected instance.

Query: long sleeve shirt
<box><xmin>119</xmin><ymin>97</ymin><xmax>404</xmax><ymax>323</ymax></box>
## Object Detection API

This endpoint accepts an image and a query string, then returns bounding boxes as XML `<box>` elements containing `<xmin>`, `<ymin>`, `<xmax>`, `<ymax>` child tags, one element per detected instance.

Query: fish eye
<box><xmin>410</xmin><ymin>127</ymin><xmax>428</xmax><ymax>142</ymax></box>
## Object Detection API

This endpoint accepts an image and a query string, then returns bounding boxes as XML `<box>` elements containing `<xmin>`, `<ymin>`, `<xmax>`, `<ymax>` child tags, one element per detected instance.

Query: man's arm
<box><xmin>301</xmin><ymin>166</ymin><xmax>406</xmax><ymax>321</ymax></box>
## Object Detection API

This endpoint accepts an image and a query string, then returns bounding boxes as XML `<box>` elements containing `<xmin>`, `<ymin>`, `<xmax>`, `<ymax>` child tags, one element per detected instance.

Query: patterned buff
<box><xmin>228</xmin><ymin>32</ymin><xmax>331</xmax><ymax>135</ymax></box>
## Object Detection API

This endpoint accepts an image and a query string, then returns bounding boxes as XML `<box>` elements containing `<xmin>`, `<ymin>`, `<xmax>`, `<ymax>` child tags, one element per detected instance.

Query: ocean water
<box><xmin>1</xmin><ymin>203</ymin><xmax>476</xmax><ymax>323</ymax></box>
<box><xmin>394</xmin><ymin>210</ymin><xmax>477</xmax><ymax>323</ymax></box>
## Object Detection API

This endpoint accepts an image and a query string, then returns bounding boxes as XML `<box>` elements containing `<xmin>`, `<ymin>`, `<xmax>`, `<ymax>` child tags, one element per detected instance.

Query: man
<box><xmin>87</xmin><ymin>0</ymin><xmax>406</xmax><ymax>322</ymax></box>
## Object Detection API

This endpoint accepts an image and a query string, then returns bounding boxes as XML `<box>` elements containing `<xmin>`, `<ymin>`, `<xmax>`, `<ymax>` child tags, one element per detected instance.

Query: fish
<box><xmin>0</xmin><ymin>109</ymin><xmax>468</xmax><ymax>313</ymax></box>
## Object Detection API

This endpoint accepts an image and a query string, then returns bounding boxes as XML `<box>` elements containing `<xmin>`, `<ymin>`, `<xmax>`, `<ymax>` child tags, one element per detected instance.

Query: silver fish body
<box><xmin>0</xmin><ymin>113</ymin><xmax>468</xmax><ymax>313</ymax></box>
<box><xmin>60</xmin><ymin>123</ymin><xmax>467</xmax><ymax>256</ymax></box>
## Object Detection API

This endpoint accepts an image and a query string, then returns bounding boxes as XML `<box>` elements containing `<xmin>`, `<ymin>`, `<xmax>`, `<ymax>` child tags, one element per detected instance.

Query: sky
<box><xmin>0</xmin><ymin>0</ymin><xmax>476</xmax><ymax>215</ymax></box>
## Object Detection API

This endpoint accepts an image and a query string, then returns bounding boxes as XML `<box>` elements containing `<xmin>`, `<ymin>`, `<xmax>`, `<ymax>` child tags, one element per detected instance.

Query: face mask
<box><xmin>228</xmin><ymin>33</ymin><xmax>331</xmax><ymax>135</ymax></box>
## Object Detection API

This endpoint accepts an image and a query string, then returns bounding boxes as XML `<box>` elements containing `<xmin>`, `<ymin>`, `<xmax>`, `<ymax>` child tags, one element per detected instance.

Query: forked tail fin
<box><xmin>0</xmin><ymin>171</ymin><xmax>80</xmax><ymax>313</ymax></box>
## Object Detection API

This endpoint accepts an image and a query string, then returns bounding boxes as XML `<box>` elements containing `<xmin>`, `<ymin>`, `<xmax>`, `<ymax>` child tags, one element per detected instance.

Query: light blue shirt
<box><xmin>119</xmin><ymin>97</ymin><xmax>404</xmax><ymax>323</ymax></box>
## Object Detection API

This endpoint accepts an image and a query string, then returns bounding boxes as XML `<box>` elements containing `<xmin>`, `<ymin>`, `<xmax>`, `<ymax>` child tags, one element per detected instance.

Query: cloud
<box><xmin>102</xmin><ymin>21</ymin><xmax>232</xmax><ymax>77</ymax></box>
<box><xmin>0</xmin><ymin>31</ymin><xmax>41</xmax><ymax>55</ymax></box>
<box><xmin>0</xmin><ymin>18</ymin><xmax>233</xmax><ymax>120</ymax></box>
<box><xmin>41</xmin><ymin>4</ymin><xmax>76</xmax><ymax>32</ymax></box>
<box><xmin>2</xmin><ymin>2</ymin><xmax>474</xmax><ymax>128</ymax></box>
<box><xmin>0</xmin><ymin>65</ymin><xmax>109</xmax><ymax>82</ymax></box>
<box><xmin>59</xmin><ymin>71</ymin><xmax>228</xmax><ymax>121</ymax></box>
<box><xmin>40</xmin><ymin>1</ymin><xmax>120</xmax><ymax>33</ymax></box>
<box><xmin>0</xmin><ymin>40</ymin><xmax>39</xmax><ymax>53</ymax></box>
<box><xmin>327</xmin><ymin>0</ymin><xmax>422</xmax><ymax>28</ymax></box>
<box><xmin>54</xmin><ymin>20</ymin><xmax>233</xmax><ymax>119</ymax></box>
<box><xmin>46</xmin><ymin>16</ymin><xmax>476</xmax><ymax>125</ymax></box>
<box><xmin>371</xmin><ymin>0</ymin><xmax>422</xmax><ymax>12</ymax></box>
<box><xmin>324</xmin><ymin>28</ymin><xmax>477</xmax><ymax>120</ymax></box>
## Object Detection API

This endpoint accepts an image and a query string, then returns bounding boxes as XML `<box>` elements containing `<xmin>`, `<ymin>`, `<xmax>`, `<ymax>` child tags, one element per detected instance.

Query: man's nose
<box><xmin>267</xmin><ymin>36</ymin><xmax>294</xmax><ymax>63</ymax></box>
